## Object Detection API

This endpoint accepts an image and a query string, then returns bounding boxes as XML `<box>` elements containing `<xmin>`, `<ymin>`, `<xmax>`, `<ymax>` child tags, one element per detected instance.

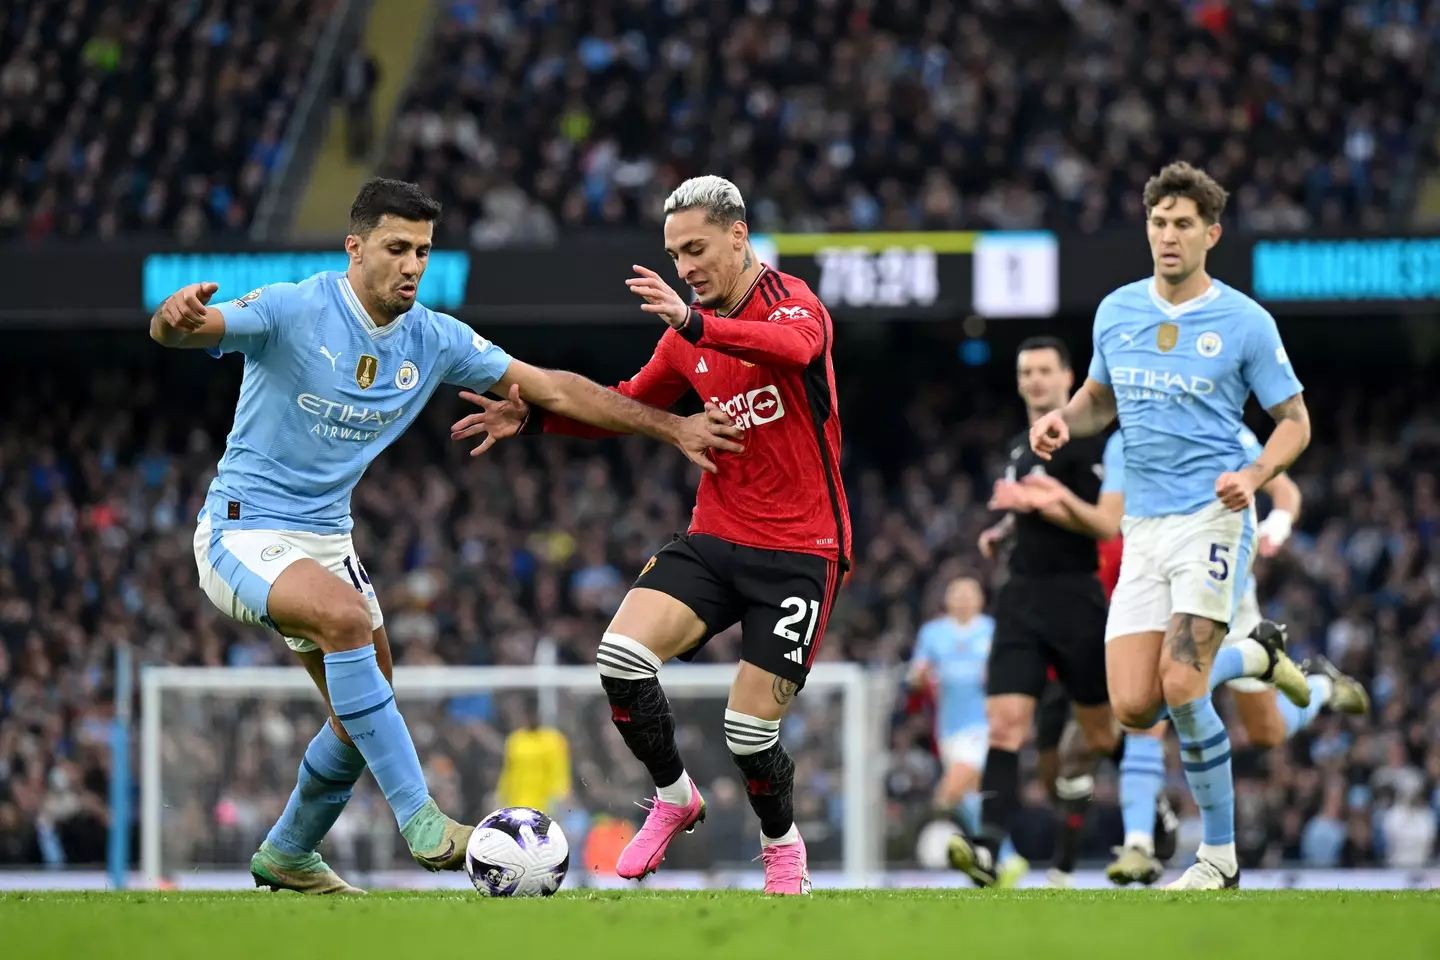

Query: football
<box><xmin>464</xmin><ymin>806</ymin><xmax>571</xmax><ymax>897</ymax></box>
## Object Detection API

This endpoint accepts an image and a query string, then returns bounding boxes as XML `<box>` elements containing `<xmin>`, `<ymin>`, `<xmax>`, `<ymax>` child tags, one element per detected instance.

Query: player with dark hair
<box><xmin>451</xmin><ymin>175</ymin><xmax>850</xmax><ymax>894</ymax></box>
<box><xmin>949</xmin><ymin>336</ymin><xmax>1131</xmax><ymax>887</ymax></box>
<box><xmin>150</xmin><ymin>177</ymin><xmax>740</xmax><ymax>895</ymax></box>
<box><xmin>1031</xmin><ymin>161</ymin><xmax>1312</xmax><ymax>888</ymax></box>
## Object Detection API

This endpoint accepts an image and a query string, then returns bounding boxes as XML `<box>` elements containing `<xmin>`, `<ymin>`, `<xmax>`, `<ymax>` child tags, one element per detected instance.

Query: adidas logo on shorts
<box><xmin>784</xmin><ymin>648</ymin><xmax>804</xmax><ymax>664</ymax></box>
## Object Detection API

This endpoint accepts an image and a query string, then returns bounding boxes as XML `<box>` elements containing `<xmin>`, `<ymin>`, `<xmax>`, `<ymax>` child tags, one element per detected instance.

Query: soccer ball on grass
<box><xmin>464</xmin><ymin>806</ymin><xmax>570</xmax><ymax>897</ymax></box>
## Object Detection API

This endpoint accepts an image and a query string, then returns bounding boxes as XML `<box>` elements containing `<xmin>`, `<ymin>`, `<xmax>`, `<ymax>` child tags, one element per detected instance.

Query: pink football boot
<box><xmin>760</xmin><ymin>831</ymin><xmax>812</xmax><ymax>895</ymax></box>
<box><xmin>615</xmin><ymin>779</ymin><xmax>706</xmax><ymax>880</ymax></box>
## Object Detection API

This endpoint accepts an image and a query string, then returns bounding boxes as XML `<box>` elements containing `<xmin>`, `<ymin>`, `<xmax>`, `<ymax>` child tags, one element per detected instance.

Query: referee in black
<box><xmin>949</xmin><ymin>336</ymin><xmax>1126</xmax><ymax>887</ymax></box>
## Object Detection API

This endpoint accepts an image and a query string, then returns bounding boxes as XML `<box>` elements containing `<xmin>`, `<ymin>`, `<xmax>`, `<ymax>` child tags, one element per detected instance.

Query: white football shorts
<box><xmin>940</xmin><ymin>725</ymin><xmax>990</xmax><ymax>771</ymax></box>
<box><xmin>1105</xmin><ymin>499</ymin><xmax>1257</xmax><ymax>642</ymax></box>
<box><xmin>193</xmin><ymin>509</ymin><xmax>383</xmax><ymax>654</ymax></box>
<box><xmin>1221</xmin><ymin>576</ymin><xmax>1268</xmax><ymax>693</ymax></box>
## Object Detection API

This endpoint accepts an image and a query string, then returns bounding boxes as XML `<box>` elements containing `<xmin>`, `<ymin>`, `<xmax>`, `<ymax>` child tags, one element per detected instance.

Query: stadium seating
<box><xmin>0</xmin><ymin>0</ymin><xmax>339</xmax><ymax>241</ymax></box>
<box><xmin>0</xmin><ymin>355</ymin><xmax>1434</xmax><ymax>870</ymax></box>
<box><xmin>383</xmin><ymin>0</ymin><xmax>1429</xmax><ymax>241</ymax></box>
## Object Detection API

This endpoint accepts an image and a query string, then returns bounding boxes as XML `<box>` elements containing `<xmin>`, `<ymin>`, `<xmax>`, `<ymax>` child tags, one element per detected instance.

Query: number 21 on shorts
<box><xmin>774</xmin><ymin>596</ymin><xmax>822</xmax><ymax>647</ymax></box>
<box><xmin>1208</xmin><ymin>544</ymin><xmax>1230</xmax><ymax>582</ymax></box>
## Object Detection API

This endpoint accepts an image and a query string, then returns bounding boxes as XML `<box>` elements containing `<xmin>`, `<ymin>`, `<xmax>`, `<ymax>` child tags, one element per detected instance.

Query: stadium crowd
<box><xmin>386</xmin><ymin>0</ymin><xmax>1434</xmax><ymax>247</ymax></box>
<box><xmin>0</xmin><ymin>348</ymin><xmax>1437</xmax><ymax>873</ymax></box>
<box><xmin>0</xmin><ymin>0</ymin><xmax>336</xmax><ymax>242</ymax></box>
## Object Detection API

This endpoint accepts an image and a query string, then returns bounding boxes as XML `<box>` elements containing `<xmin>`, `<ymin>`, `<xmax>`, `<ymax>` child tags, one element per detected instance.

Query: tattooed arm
<box><xmin>1245</xmin><ymin>393</ymin><xmax>1311</xmax><ymax>488</ymax></box>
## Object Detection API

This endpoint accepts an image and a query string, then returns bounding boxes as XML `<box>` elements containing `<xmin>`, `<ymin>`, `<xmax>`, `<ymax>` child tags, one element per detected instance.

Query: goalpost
<box><xmin>138</xmin><ymin>663</ymin><xmax>887</xmax><ymax>889</ymax></box>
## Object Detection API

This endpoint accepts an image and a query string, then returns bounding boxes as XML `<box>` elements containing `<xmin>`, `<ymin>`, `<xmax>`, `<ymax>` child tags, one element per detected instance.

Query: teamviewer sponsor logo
<box><xmin>710</xmin><ymin>385</ymin><xmax>786</xmax><ymax>429</ymax></box>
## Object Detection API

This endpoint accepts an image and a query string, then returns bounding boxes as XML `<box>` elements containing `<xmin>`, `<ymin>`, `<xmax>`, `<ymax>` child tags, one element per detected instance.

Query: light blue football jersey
<box><xmin>911</xmin><ymin>615</ymin><xmax>993</xmax><ymax>737</ymax></box>
<box><xmin>1088</xmin><ymin>278</ymin><xmax>1302</xmax><ymax>518</ymax></box>
<box><xmin>203</xmin><ymin>271</ymin><xmax>512</xmax><ymax>533</ymax></box>
<box><xmin>1101</xmin><ymin>431</ymin><xmax>1126</xmax><ymax>496</ymax></box>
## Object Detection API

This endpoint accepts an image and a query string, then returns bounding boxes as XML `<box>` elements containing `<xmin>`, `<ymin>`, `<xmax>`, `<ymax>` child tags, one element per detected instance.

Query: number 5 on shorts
<box><xmin>1208</xmin><ymin>544</ymin><xmax>1230</xmax><ymax>582</ymax></box>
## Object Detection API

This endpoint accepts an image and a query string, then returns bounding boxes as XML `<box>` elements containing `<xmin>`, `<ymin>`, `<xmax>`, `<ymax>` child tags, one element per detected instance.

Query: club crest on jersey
<box><xmin>1196</xmin><ymin>331</ymin><xmax>1223</xmax><ymax>358</ymax></box>
<box><xmin>355</xmin><ymin>354</ymin><xmax>379</xmax><ymax>389</ymax></box>
<box><xmin>395</xmin><ymin>360</ymin><xmax>419</xmax><ymax>390</ymax></box>
<box><xmin>1156</xmin><ymin>322</ymin><xmax>1178</xmax><ymax>352</ymax></box>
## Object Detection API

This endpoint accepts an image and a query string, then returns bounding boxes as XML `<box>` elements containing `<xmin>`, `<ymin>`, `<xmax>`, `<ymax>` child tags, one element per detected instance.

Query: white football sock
<box><xmin>761</xmin><ymin>823</ymin><xmax>799</xmax><ymax>847</ymax></box>
<box><xmin>1198</xmin><ymin>841</ymin><xmax>1237</xmax><ymax>874</ymax></box>
<box><xmin>1232</xmin><ymin>637</ymin><xmax>1271</xmax><ymax>677</ymax></box>
<box><xmin>656</xmin><ymin>773</ymin><xmax>693</xmax><ymax>806</ymax></box>
<box><xmin>1124</xmin><ymin>831</ymin><xmax>1155</xmax><ymax>855</ymax></box>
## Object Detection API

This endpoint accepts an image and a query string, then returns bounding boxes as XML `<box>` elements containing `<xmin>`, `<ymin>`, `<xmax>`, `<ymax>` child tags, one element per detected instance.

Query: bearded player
<box><xmin>452</xmin><ymin>176</ymin><xmax>849</xmax><ymax>894</ymax></box>
<box><xmin>1031</xmin><ymin>162</ymin><xmax>1313</xmax><ymax>889</ymax></box>
<box><xmin>150</xmin><ymin>178</ymin><xmax>740</xmax><ymax>895</ymax></box>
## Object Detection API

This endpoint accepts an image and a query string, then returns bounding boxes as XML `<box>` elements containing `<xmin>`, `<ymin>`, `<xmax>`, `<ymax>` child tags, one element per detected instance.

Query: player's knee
<box><xmin>985</xmin><ymin>701</ymin><xmax>1030</xmax><ymax>751</ymax></box>
<box><xmin>314</xmin><ymin>595</ymin><xmax>374</xmax><ymax>653</ymax></box>
<box><xmin>1111</xmin><ymin>693</ymin><xmax>1161</xmax><ymax>731</ymax></box>
<box><xmin>724</xmin><ymin>708</ymin><xmax>781</xmax><ymax>758</ymax></box>
<box><xmin>596</xmin><ymin>633</ymin><xmax>662</xmax><ymax>694</ymax></box>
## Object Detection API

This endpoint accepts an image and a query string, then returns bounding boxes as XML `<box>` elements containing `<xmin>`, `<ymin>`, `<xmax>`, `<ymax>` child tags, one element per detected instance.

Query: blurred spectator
<box><xmin>384</xmin><ymin>0</ymin><xmax>1433</xmax><ymax>240</ymax></box>
<box><xmin>337</xmin><ymin>48</ymin><xmax>381</xmax><ymax>163</ymax></box>
<box><xmin>0</xmin><ymin>0</ymin><xmax>339</xmax><ymax>241</ymax></box>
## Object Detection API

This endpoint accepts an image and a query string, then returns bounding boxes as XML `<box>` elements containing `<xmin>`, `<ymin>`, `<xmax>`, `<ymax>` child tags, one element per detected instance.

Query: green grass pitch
<box><xmin>3</xmin><ymin>889</ymin><xmax>1438</xmax><ymax>959</ymax></box>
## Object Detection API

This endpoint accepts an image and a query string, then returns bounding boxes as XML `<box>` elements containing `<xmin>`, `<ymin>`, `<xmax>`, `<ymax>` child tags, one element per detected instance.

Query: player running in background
<box><xmin>1030</xmin><ymin>162</ymin><xmax>1312</xmax><ymax>889</ymax></box>
<box><xmin>150</xmin><ymin>178</ymin><xmax>741</xmax><ymax>895</ymax></box>
<box><xmin>451</xmin><ymin>176</ymin><xmax>849</xmax><ymax>894</ymax></box>
<box><xmin>1103</xmin><ymin>428</ymin><xmax>1369</xmax><ymax>885</ymax></box>
<box><xmin>907</xmin><ymin>578</ymin><xmax>994</xmax><ymax>837</ymax></box>
<box><xmin>946</xmin><ymin>338</ymin><xmax>1129</xmax><ymax>888</ymax></box>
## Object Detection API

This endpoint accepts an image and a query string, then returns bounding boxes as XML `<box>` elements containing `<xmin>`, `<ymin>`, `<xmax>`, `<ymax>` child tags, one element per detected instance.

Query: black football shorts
<box><xmin>633</xmin><ymin>533</ymin><xmax>844</xmax><ymax>690</ymax></box>
<box><xmin>987</xmin><ymin>573</ymin><xmax>1109</xmax><ymax>707</ymax></box>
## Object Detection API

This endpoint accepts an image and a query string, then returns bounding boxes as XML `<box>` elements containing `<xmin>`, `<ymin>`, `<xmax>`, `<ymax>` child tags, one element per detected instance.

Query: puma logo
<box><xmin>320</xmin><ymin>346</ymin><xmax>342</xmax><ymax>370</ymax></box>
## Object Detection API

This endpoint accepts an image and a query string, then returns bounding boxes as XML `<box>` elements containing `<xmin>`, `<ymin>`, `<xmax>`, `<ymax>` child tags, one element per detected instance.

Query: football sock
<box><xmin>597</xmin><ymin>633</ymin><xmax>686</xmax><ymax>791</ymax></box>
<box><xmin>264</xmin><ymin>721</ymin><xmax>366</xmax><ymax>859</ymax></box>
<box><xmin>1119</xmin><ymin>732</ymin><xmax>1166</xmax><ymax>854</ymax></box>
<box><xmin>1277</xmin><ymin>675</ymin><xmax>1333</xmax><ymax>737</ymax></box>
<box><xmin>725</xmin><ymin>709</ymin><xmax>796</xmax><ymax>841</ymax></box>
<box><xmin>324</xmin><ymin>645</ymin><xmax>429</xmax><ymax>830</ymax></box>
<box><xmin>959</xmin><ymin>792</ymin><xmax>984</xmax><ymax>833</ymax></box>
<box><xmin>1211</xmin><ymin>638</ymin><xmax>1270</xmax><ymax>686</ymax></box>
<box><xmin>1053</xmin><ymin>774</ymin><xmax>1093</xmax><ymax>874</ymax></box>
<box><xmin>977</xmin><ymin>747</ymin><xmax>1020</xmax><ymax>853</ymax></box>
<box><xmin>1170</xmin><ymin>693</ymin><xmax>1237</xmax><ymax>871</ymax></box>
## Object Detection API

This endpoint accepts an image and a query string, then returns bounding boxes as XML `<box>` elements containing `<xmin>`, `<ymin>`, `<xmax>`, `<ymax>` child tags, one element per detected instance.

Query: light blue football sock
<box><xmin>1276</xmin><ymin>676</ymin><xmax>1331</xmax><ymax>737</ymax></box>
<box><xmin>1171</xmin><ymin>694</ymin><xmax>1234</xmax><ymax>846</ymax></box>
<box><xmin>959</xmin><ymin>793</ymin><xmax>983</xmax><ymax>834</ymax></box>
<box><xmin>265</xmin><ymin>721</ymin><xmax>366</xmax><ymax>858</ymax></box>
<box><xmin>1119</xmin><ymin>732</ymin><xmax>1166</xmax><ymax>848</ymax></box>
<box><xmin>324</xmin><ymin>645</ymin><xmax>429</xmax><ymax>828</ymax></box>
<box><xmin>1209</xmin><ymin>646</ymin><xmax>1247</xmax><ymax>687</ymax></box>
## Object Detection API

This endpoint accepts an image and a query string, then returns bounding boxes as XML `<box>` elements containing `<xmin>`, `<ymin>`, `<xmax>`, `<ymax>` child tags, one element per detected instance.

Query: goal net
<box><xmin>139</xmin><ymin>663</ymin><xmax>885</xmax><ymax>889</ymax></box>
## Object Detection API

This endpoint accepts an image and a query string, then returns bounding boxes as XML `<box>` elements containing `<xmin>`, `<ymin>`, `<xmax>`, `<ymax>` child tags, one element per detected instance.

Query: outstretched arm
<box><xmin>495</xmin><ymin>359</ymin><xmax>692</xmax><ymax>444</ymax></box>
<box><xmin>149</xmin><ymin>282</ymin><xmax>226</xmax><ymax>350</ymax></box>
<box><xmin>521</xmin><ymin>347</ymin><xmax>691</xmax><ymax>440</ymax></box>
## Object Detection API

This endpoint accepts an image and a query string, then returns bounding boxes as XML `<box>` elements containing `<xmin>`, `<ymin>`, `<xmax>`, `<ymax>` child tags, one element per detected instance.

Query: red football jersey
<box><xmin>1098</xmin><ymin>534</ymin><xmax>1123</xmax><ymax>601</ymax></box>
<box><xmin>539</xmin><ymin>267</ymin><xmax>851</xmax><ymax>565</ymax></box>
